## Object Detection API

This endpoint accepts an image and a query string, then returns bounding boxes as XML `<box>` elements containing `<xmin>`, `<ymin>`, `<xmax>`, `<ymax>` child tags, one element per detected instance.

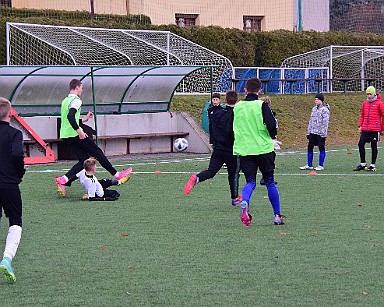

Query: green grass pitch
<box><xmin>1</xmin><ymin>146</ymin><xmax>383</xmax><ymax>305</ymax></box>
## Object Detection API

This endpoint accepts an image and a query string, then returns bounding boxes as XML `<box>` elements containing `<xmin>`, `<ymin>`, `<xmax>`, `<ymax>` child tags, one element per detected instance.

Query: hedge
<box><xmin>1</xmin><ymin>7</ymin><xmax>384</xmax><ymax>67</ymax></box>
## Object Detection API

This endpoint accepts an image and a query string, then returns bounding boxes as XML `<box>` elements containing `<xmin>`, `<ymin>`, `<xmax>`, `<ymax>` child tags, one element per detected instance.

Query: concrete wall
<box><xmin>13</xmin><ymin>112</ymin><xmax>211</xmax><ymax>160</ymax></box>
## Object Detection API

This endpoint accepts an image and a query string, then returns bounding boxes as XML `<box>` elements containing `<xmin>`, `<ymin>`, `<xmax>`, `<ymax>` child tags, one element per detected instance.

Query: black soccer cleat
<box><xmin>353</xmin><ymin>164</ymin><xmax>367</xmax><ymax>171</ymax></box>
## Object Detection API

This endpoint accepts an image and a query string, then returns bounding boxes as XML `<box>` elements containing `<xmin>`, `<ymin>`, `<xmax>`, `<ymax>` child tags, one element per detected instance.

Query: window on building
<box><xmin>243</xmin><ymin>16</ymin><xmax>263</xmax><ymax>32</ymax></box>
<box><xmin>1</xmin><ymin>0</ymin><xmax>12</xmax><ymax>7</ymax></box>
<box><xmin>175</xmin><ymin>14</ymin><xmax>198</xmax><ymax>28</ymax></box>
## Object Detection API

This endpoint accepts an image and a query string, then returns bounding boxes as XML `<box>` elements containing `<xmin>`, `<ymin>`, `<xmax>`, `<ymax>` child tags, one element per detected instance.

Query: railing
<box><xmin>231</xmin><ymin>77</ymin><xmax>380</xmax><ymax>94</ymax></box>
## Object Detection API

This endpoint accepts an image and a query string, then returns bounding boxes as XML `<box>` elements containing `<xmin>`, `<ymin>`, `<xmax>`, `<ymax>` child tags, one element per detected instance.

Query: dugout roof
<box><xmin>0</xmin><ymin>65</ymin><xmax>208</xmax><ymax>115</ymax></box>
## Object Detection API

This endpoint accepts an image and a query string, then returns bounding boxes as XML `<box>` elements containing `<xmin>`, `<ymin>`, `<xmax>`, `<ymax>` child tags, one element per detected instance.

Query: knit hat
<box><xmin>366</xmin><ymin>86</ymin><xmax>376</xmax><ymax>95</ymax></box>
<box><xmin>315</xmin><ymin>93</ymin><xmax>324</xmax><ymax>102</ymax></box>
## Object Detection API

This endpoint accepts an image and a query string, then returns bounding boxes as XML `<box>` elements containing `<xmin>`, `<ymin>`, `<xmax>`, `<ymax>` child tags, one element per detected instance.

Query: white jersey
<box><xmin>76</xmin><ymin>169</ymin><xmax>104</xmax><ymax>198</ymax></box>
<box><xmin>67</xmin><ymin>93</ymin><xmax>82</xmax><ymax>110</ymax></box>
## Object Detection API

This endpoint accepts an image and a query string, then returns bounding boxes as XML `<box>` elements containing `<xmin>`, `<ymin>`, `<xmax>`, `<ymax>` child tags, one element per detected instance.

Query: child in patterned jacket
<box><xmin>300</xmin><ymin>93</ymin><xmax>330</xmax><ymax>171</ymax></box>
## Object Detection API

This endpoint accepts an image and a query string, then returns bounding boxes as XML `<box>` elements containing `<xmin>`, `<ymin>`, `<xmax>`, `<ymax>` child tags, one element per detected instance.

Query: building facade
<box><xmin>8</xmin><ymin>0</ymin><xmax>329</xmax><ymax>32</ymax></box>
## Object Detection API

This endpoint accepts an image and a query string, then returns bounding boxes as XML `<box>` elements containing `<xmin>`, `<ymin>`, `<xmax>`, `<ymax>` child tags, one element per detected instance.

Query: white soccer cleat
<box><xmin>300</xmin><ymin>165</ymin><xmax>313</xmax><ymax>170</ymax></box>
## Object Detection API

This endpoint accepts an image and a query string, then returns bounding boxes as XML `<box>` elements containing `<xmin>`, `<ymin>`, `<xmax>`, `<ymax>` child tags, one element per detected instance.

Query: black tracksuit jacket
<box><xmin>0</xmin><ymin>121</ymin><xmax>25</xmax><ymax>186</ymax></box>
<box><xmin>208</xmin><ymin>105</ymin><xmax>235</xmax><ymax>152</ymax></box>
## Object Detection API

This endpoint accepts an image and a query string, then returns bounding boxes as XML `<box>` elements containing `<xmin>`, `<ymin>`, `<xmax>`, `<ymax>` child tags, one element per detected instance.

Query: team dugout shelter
<box><xmin>0</xmin><ymin>65</ymin><xmax>214</xmax><ymax>163</ymax></box>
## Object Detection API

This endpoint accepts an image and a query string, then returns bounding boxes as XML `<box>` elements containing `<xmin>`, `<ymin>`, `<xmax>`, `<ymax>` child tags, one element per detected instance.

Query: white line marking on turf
<box><xmin>26</xmin><ymin>157</ymin><xmax>212</xmax><ymax>174</ymax></box>
<box><xmin>132</xmin><ymin>172</ymin><xmax>384</xmax><ymax>177</ymax></box>
<box><xmin>59</xmin><ymin>171</ymin><xmax>381</xmax><ymax>177</ymax></box>
<box><xmin>275</xmin><ymin>173</ymin><xmax>384</xmax><ymax>177</ymax></box>
<box><xmin>25</xmin><ymin>146</ymin><xmax>384</xmax><ymax>175</ymax></box>
<box><xmin>26</xmin><ymin>168</ymin><xmax>384</xmax><ymax>177</ymax></box>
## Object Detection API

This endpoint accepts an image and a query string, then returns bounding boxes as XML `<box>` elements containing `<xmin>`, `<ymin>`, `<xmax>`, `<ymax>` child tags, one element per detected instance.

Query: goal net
<box><xmin>281</xmin><ymin>45</ymin><xmax>384</xmax><ymax>92</ymax></box>
<box><xmin>330</xmin><ymin>0</ymin><xmax>384</xmax><ymax>35</ymax></box>
<box><xmin>7</xmin><ymin>22</ymin><xmax>233</xmax><ymax>93</ymax></box>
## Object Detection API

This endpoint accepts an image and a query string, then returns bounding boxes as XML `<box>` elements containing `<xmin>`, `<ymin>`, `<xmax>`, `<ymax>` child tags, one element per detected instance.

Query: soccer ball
<box><xmin>173</xmin><ymin>138</ymin><xmax>188</xmax><ymax>152</ymax></box>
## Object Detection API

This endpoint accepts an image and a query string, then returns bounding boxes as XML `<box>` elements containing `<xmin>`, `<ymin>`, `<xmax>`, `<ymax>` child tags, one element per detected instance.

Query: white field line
<box><xmin>30</xmin><ymin>168</ymin><xmax>384</xmax><ymax>177</ymax></box>
<box><xmin>26</xmin><ymin>146</ymin><xmax>381</xmax><ymax>176</ymax></box>
<box><xmin>125</xmin><ymin>171</ymin><xmax>384</xmax><ymax>177</ymax></box>
<box><xmin>26</xmin><ymin>156</ymin><xmax>211</xmax><ymax>174</ymax></box>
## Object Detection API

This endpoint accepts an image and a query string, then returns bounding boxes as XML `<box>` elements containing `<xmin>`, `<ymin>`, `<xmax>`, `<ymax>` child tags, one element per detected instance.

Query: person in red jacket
<box><xmin>354</xmin><ymin>86</ymin><xmax>384</xmax><ymax>171</ymax></box>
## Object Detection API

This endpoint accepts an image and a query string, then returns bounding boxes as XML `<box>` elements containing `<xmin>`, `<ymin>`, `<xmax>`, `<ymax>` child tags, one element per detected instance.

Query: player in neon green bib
<box><xmin>55</xmin><ymin>79</ymin><xmax>132</xmax><ymax>197</ymax></box>
<box><xmin>233</xmin><ymin>77</ymin><xmax>284</xmax><ymax>226</ymax></box>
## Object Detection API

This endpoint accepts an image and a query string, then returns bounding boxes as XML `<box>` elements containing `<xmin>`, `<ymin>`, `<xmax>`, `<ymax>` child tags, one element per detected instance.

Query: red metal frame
<box><xmin>10</xmin><ymin>108</ymin><xmax>56</xmax><ymax>164</ymax></box>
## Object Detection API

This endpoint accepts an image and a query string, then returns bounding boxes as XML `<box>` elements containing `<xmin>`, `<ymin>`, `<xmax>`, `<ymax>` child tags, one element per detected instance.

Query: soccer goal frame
<box><xmin>6</xmin><ymin>22</ymin><xmax>234</xmax><ymax>93</ymax></box>
<box><xmin>281</xmin><ymin>45</ymin><xmax>384</xmax><ymax>92</ymax></box>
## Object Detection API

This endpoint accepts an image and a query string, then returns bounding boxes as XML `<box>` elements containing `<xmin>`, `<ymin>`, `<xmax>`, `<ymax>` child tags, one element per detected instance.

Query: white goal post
<box><xmin>6</xmin><ymin>22</ymin><xmax>234</xmax><ymax>93</ymax></box>
<box><xmin>281</xmin><ymin>45</ymin><xmax>384</xmax><ymax>92</ymax></box>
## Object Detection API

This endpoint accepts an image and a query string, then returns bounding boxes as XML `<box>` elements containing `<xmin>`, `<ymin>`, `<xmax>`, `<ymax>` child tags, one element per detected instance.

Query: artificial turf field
<box><xmin>1</xmin><ymin>146</ymin><xmax>383</xmax><ymax>306</ymax></box>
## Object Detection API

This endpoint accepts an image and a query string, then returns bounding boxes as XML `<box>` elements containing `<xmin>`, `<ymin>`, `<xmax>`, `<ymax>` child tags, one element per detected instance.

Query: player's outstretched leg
<box><xmin>264</xmin><ymin>178</ymin><xmax>284</xmax><ymax>225</ymax></box>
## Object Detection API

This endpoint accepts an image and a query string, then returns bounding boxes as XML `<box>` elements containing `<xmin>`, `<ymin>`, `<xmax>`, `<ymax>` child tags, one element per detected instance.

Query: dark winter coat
<box><xmin>208</xmin><ymin>105</ymin><xmax>235</xmax><ymax>152</ymax></box>
<box><xmin>0</xmin><ymin>121</ymin><xmax>25</xmax><ymax>185</ymax></box>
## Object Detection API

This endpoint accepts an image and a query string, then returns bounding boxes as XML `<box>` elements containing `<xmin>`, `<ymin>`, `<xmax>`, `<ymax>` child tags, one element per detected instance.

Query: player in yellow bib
<box><xmin>55</xmin><ymin>79</ymin><xmax>131</xmax><ymax>197</ymax></box>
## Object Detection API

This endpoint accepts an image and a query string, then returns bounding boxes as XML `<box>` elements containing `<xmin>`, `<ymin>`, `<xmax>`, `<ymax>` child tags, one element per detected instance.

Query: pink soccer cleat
<box><xmin>231</xmin><ymin>195</ymin><xmax>242</xmax><ymax>206</ymax></box>
<box><xmin>55</xmin><ymin>176</ymin><xmax>67</xmax><ymax>197</ymax></box>
<box><xmin>116</xmin><ymin>168</ymin><xmax>132</xmax><ymax>185</ymax></box>
<box><xmin>184</xmin><ymin>175</ymin><xmax>197</xmax><ymax>195</ymax></box>
<box><xmin>240</xmin><ymin>201</ymin><xmax>251</xmax><ymax>227</ymax></box>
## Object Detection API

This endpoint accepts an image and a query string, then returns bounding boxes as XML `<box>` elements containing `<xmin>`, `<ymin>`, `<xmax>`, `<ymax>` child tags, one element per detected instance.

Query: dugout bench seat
<box><xmin>23</xmin><ymin>131</ymin><xmax>189</xmax><ymax>160</ymax></box>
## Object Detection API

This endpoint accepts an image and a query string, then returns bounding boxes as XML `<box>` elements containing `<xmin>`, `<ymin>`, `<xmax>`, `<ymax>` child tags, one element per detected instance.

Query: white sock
<box><xmin>371</xmin><ymin>164</ymin><xmax>376</xmax><ymax>167</ymax></box>
<box><xmin>3</xmin><ymin>225</ymin><xmax>22</xmax><ymax>261</ymax></box>
<box><xmin>62</xmin><ymin>175</ymin><xmax>69</xmax><ymax>183</ymax></box>
<box><xmin>361</xmin><ymin>163</ymin><xmax>366</xmax><ymax>166</ymax></box>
